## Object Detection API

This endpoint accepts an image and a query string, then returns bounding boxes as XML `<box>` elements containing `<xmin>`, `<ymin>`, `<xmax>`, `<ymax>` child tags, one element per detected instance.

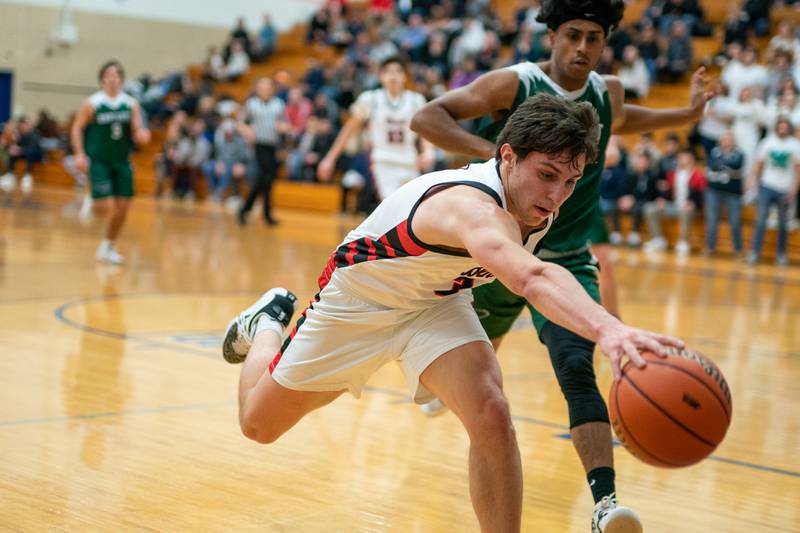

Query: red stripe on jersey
<box><xmin>378</xmin><ymin>235</ymin><xmax>397</xmax><ymax>258</ymax></box>
<box><xmin>365</xmin><ymin>237</ymin><xmax>377</xmax><ymax>261</ymax></box>
<box><xmin>317</xmin><ymin>252</ymin><xmax>337</xmax><ymax>289</ymax></box>
<box><xmin>396</xmin><ymin>220</ymin><xmax>427</xmax><ymax>256</ymax></box>
<box><xmin>345</xmin><ymin>240</ymin><xmax>358</xmax><ymax>266</ymax></box>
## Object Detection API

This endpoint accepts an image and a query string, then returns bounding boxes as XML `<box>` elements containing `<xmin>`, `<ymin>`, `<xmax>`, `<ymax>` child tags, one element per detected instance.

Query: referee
<box><xmin>239</xmin><ymin>77</ymin><xmax>286</xmax><ymax>226</ymax></box>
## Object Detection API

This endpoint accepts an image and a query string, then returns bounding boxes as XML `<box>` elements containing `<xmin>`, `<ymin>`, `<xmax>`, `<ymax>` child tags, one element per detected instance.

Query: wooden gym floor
<box><xmin>1</xmin><ymin>186</ymin><xmax>798</xmax><ymax>532</ymax></box>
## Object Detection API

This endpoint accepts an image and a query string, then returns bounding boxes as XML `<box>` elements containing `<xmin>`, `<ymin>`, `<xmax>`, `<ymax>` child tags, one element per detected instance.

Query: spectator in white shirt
<box><xmin>746</xmin><ymin>117</ymin><xmax>800</xmax><ymax>266</ymax></box>
<box><xmin>223</xmin><ymin>39</ymin><xmax>251</xmax><ymax>82</ymax></box>
<box><xmin>618</xmin><ymin>45</ymin><xmax>650</xmax><ymax>99</ymax></box>
<box><xmin>722</xmin><ymin>45</ymin><xmax>769</xmax><ymax>100</ymax></box>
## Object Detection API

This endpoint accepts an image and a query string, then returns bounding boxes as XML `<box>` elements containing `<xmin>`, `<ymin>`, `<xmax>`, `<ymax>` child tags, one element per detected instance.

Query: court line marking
<box><xmin>1</xmin><ymin>388</ymin><xmax>797</xmax><ymax>480</ymax></box>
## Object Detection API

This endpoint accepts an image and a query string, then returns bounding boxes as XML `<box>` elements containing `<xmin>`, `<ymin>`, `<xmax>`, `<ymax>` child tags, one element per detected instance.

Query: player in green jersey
<box><xmin>411</xmin><ymin>1</ymin><xmax>715</xmax><ymax>531</ymax></box>
<box><xmin>71</xmin><ymin>60</ymin><xmax>150</xmax><ymax>265</ymax></box>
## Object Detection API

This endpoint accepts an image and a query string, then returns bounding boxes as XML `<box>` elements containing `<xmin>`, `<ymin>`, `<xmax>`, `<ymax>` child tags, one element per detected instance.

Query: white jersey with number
<box><xmin>317</xmin><ymin>159</ymin><xmax>553</xmax><ymax>309</ymax></box>
<box><xmin>350</xmin><ymin>88</ymin><xmax>427</xmax><ymax>166</ymax></box>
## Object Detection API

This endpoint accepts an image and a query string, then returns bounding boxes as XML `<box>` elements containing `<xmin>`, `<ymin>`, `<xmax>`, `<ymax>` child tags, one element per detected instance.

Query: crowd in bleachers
<box><xmin>2</xmin><ymin>0</ymin><xmax>800</xmax><ymax>262</ymax></box>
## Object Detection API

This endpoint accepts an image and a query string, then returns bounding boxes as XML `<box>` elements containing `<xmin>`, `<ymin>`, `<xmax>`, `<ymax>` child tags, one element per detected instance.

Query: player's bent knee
<box><xmin>465</xmin><ymin>391</ymin><xmax>515</xmax><ymax>446</ymax></box>
<box><xmin>239</xmin><ymin>407</ymin><xmax>281</xmax><ymax>445</ymax></box>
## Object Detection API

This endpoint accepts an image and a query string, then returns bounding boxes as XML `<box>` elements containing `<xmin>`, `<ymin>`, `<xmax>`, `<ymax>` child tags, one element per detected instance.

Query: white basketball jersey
<box><xmin>350</xmin><ymin>89</ymin><xmax>427</xmax><ymax>166</ymax></box>
<box><xmin>317</xmin><ymin>160</ymin><xmax>553</xmax><ymax>309</ymax></box>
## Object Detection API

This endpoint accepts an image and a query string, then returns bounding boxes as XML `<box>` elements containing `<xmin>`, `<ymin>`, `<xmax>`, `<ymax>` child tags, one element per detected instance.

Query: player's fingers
<box><xmin>636</xmin><ymin>334</ymin><xmax>668</xmax><ymax>357</ymax></box>
<box><xmin>649</xmin><ymin>332</ymin><xmax>685</xmax><ymax>349</ymax></box>
<box><xmin>623</xmin><ymin>340</ymin><xmax>645</xmax><ymax>368</ymax></box>
<box><xmin>610</xmin><ymin>351</ymin><xmax>622</xmax><ymax>382</ymax></box>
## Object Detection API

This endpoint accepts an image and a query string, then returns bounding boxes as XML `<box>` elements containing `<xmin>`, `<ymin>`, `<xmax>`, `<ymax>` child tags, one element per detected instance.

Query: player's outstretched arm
<box><xmin>131</xmin><ymin>101</ymin><xmax>151</xmax><ymax>146</ymax></box>
<box><xmin>610</xmin><ymin>67</ymin><xmax>718</xmax><ymax>135</ymax></box>
<box><xmin>410</xmin><ymin>69</ymin><xmax>518</xmax><ymax>159</ymax></box>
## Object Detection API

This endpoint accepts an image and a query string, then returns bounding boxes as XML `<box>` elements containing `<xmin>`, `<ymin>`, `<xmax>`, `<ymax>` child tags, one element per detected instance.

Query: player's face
<box><xmin>380</xmin><ymin>63</ymin><xmax>407</xmax><ymax>94</ymax></box>
<box><xmin>550</xmin><ymin>20</ymin><xmax>606</xmax><ymax>82</ymax></box>
<box><xmin>101</xmin><ymin>66</ymin><xmax>123</xmax><ymax>93</ymax></box>
<box><xmin>502</xmin><ymin>145</ymin><xmax>584</xmax><ymax>227</ymax></box>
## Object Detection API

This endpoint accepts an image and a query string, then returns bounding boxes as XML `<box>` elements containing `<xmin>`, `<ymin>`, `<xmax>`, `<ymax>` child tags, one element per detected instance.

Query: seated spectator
<box><xmin>230</xmin><ymin>17</ymin><xmax>252</xmax><ymax>58</ymax></box>
<box><xmin>620</xmin><ymin>151</ymin><xmax>661</xmax><ymax>247</ymax></box>
<box><xmin>658</xmin><ymin>0</ymin><xmax>705</xmax><ymax>36</ymax></box>
<box><xmin>35</xmin><ymin>108</ymin><xmax>61</xmax><ymax>152</ymax></box>
<box><xmin>595</xmin><ymin>47</ymin><xmax>615</xmax><ymax>75</ymax></box>
<box><xmin>608</xmin><ymin>22</ymin><xmax>634</xmax><ymax>61</ymax></box>
<box><xmin>476</xmin><ymin>31</ymin><xmax>501</xmax><ymax>71</ymax></box>
<box><xmin>398</xmin><ymin>13</ymin><xmax>429</xmax><ymax>63</ymax></box>
<box><xmin>449</xmin><ymin>17</ymin><xmax>486</xmax><ymax>67</ymax></box>
<box><xmin>203</xmin><ymin>119</ymin><xmax>252</xmax><ymax>200</ymax></box>
<box><xmin>747</xmin><ymin>117</ymin><xmax>800</xmax><ymax>266</ymax></box>
<box><xmin>287</xmin><ymin>114</ymin><xmax>336</xmax><ymax>182</ymax></box>
<box><xmin>721</xmin><ymin>5</ymin><xmax>749</xmax><ymax>48</ymax></box>
<box><xmin>657</xmin><ymin>132</ymin><xmax>682</xmax><ymax>178</ymax></box>
<box><xmin>644</xmin><ymin>149</ymin><xmax>706</xmax><ymax>255</ymax></box>
<box><xmin>765</xmin><ymin>50</ymin><xmax>797</xmax><ymax>99</ymax></box>
<box><xmin>285</xmin><ymin>87</ymin><xmax>314</xmax><ymax>141</ymax></box>
<box><xmin>307</xmin><ymin>7</ymin><xmax>331</xmax><ymax>45</ymax></box>
<box><xmin>637</xmin><ymin>22</ymin><xmax>662</xmax><ymax>82</ymax></box>
<box><xmin>197</xmin><ymin>95</ymin><xmax>221</xmax><ymax>143</ymax></box>
<box><xmin>221</xmin><ymin>40</ymin><xmax>250</xmax><ymax>82</ymax></box>
<box><xmin>0</xmin><ymin>118</ymin><xmax>42</xmax><ymax>196</ymax></box>
<box><xmin>634</xmin><ymin>132</ymin><xmax>663</xmax><ymax>164</ymax></box>
<box><xmin>657</xmin><ymin>20</ymin><xmax>693</xmax><ymax>83</ymax></box>
<box><xmin>722</xmin><ymin>46</ymin><xmax>769</xmax><ymax>100</ymax></box>
<box><xmin>204</xmin><ymin>45</ymin><xmax>226</xmax><ymax>81</ymax></box>
<box><xmin>254</xmin><ymin>14</ymin><xmax>278</xmax><ymax>62</ymax></box>
<box><xmin>742</xmin><ymin>0</ymin><xmax>772</xmax><ymax>37</ymax></box>
<box><xmin>732</xmin><ymin>86</ymin><xmax>768</xmax><ymax>177</ymax></box>
<box><xmin>618</xmin><ymin>45</ymin><xmax>650</xmax><ymax>99</ymax></box>
<box><xmin>599</xmin><ymin>139</ymin><xmax>630</xmax><ymax>245</ymax></box>
<box><xmin>768</xmin><ymin>21</ymin><xmax>800</xmax><ymax>63</ymax></box>
<box><xmin>172</xmin><ymin>118</ymin><xmax>211</xmax><ymax>198</ymax></box>
<box><xmin>450</xmin><ymin>56</ymin><xmax>481</xmax><ymax>90</ymax></box>
<box><xmin>765</xmin><ymin>89</ymin><xmax>800</xmax><ymax>130</ymax></box>
<box><xmin>422</xmin><ymin>31</ymin><xmax>451</xmax><ymax>80</ymax></box>
<box><xmin>705</xmin><ymin>131</ymin><xmax>746</xmax><ymax>256</ymax></box>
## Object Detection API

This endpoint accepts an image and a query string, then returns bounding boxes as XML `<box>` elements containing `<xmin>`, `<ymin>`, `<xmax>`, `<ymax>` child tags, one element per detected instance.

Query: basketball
<box><xmin>610</xmin><ymin>348</ymin><xmax>733</xmax><ymax>468</ymax></box>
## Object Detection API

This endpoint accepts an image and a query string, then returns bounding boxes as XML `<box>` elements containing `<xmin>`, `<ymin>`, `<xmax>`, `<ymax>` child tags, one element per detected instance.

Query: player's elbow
<box><xmin>409</xmin><ymin>109</ymin><xmax>425</xmax><ymax>135</ymax></box>
<box><xmin>516</xmin><ymin>262</ymin><xmax>555</xmax><ymax>303</ymax></box>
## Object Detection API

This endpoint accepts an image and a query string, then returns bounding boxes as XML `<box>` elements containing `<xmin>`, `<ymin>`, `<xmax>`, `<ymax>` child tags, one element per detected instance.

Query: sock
<box><xmin>100</xmin><ymin>238</ymin><xmax>113</xmax><ymax>251</ymax></box>
<box><xmin>587</xmin><ymin>467</ymin><xmax>616</xmax><ymax>504</ymax></box>
<box><xmin>254</xmin><ymin>314</ymin><xmax>283</xmax><ymax>338</ymax></box>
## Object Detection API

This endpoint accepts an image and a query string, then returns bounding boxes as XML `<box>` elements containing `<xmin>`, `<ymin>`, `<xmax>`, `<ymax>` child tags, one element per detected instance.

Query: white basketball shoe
<box><xmin>591</xmin><ymin>494</ymin><xmax>642</xmax><ymax>533</ymax></box>
<box><xmin>222</xmin><ymin>288</ymin><xmax>298</xmax><ymax>364</ymax></box>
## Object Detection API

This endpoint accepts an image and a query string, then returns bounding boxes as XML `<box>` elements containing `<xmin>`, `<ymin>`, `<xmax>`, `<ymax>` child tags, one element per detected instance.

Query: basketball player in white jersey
<box><xmin>317</xmin><ymin>56</ymin><xmax>435</xmax><ymax>200</ymax></box>
<box><xmin>222</xmin><ymin>94</ymin><xmax>684</xmax><ymax>532</ymax></box>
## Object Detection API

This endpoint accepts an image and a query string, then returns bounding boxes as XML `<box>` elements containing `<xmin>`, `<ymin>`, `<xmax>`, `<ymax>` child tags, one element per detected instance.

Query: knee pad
<box><xmin>540</xmin><ymin>322</ymin><xmax>609</xmax><ymax>428</ymax></box>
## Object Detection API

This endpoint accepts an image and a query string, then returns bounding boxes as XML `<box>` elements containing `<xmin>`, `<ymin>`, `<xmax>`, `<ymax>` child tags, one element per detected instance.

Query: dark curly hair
<box><xmin>536</xmin><ymin>0</ymin><xmax>625</xmax><ymax>35</ymax></box>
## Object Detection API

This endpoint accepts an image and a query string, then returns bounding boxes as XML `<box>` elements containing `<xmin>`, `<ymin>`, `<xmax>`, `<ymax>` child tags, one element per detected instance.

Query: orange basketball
<box><xmin>609</xmin><ymin>348</ymin><xmax>733</xmax><ymax>468</ymax></box>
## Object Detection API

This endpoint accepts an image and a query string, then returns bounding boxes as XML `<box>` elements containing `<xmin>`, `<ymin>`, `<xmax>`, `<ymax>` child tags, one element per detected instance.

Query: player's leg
<box><xmin>98</xmin><ymin>161</ymin><xmax>134</xmax><ymax>264</ymax></box>
<box><xmin>419</xmin><ymin>280</ymin><xmax>525</xmax><ymax>417</ymax></box>
<box><xmin>530</xmin><ymin>254</ymin><xmax>641</xmax><ymax>533</ymax></box>
<box><xmin>222</xmin><ymin>287</ymin><xmax>343</xmax><ymax>443</ymax></box>
<box><xmin>420</xmin><ymin>341</ymin><xmax>521</xmax><ymax>533</ymax></box>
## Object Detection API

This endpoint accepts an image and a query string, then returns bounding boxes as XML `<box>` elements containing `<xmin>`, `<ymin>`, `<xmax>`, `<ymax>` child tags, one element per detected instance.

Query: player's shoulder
<box><xmin>88</xmin><ymin>91</ymin><xmax>106</xmax><ymax>108</ymax></box>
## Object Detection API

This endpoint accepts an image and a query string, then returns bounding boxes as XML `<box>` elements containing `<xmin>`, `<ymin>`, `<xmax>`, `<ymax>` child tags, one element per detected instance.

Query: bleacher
<box><xmin>29</xmin><ymin>0</ymin><xmax>800</xmax><ymax>259</ymax></box>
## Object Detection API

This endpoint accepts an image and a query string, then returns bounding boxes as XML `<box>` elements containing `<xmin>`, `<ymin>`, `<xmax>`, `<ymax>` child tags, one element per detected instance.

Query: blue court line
<box><xmin>0</xmin><ymin>400</ymin><xmax>235</xmax><ymax>427</ymax></box>
<box><xmin>1</xmin><ymin>387</ymin><xmax>797</xmax><ymax>480</ymax></box>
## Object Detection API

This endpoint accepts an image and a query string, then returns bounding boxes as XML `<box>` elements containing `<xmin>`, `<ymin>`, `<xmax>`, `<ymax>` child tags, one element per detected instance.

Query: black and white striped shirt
<box><xmin>244</xmin><ymin>96</ymin><xmax>285</xmax><ymax>145</ymax></box>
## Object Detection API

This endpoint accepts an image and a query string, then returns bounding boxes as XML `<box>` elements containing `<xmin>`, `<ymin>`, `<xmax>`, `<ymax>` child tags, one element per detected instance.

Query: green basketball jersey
<box><xmin>84</xmin><ymin>91</ymin><xmax>135</xmax><ymax>162</ymax></box>
<box><xmin>477</xmin><ymin>62</ymin><xmax>613</xmax><ymax>253</ymax></box>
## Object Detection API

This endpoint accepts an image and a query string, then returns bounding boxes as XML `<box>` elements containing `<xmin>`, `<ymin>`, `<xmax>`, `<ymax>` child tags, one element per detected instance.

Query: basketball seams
<box><xmin>613</xmin><ymin>381</ymin><xmax>683</xmax><ymax>468</ymax></box>
<box><xmin>623</xmin><ymin>373</ymin><xmax>718</xmax><ymax>449</ymax></box>
<box><xmin>644</xmin><ymin>359</ymin><xmax>732</xmax><ymax>423</ymax></box>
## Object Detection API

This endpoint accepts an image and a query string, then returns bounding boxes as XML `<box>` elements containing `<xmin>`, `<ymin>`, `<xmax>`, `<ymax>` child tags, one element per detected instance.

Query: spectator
<box><xmin>644</xmin><ymin>149</ymin><xmax>706</xmax><ymax>255</ymax></box>
<box><xmin>450</xmin><ymin>56</ymin><xmax>481</xmax><ymax>90</ymax></box>
<box><xmin>197</xmin><ymin>95</ymin><xmax>221</xmax><ymax>143</ymax></box>
<box><xmin>449</xmin><ymin>17</ymin><xmax>486</xmax><ymax>67</ymax></box>
<box><xmin>1</xmin><ymin>118</ymin><xmax>42</xmax><ymax>196</ymax></box>
<box><xmin>515</xmin><ymin>0</ymin><xmax>547</xmax><ymax>35</ymax></box>
<box><xmin>204</xmin><ymin>45</ymin><xmax>226</xmax><ymax>81</ymax></box>
<box><xmin>742</xmin><ymin>0</ymin><xmax>772</xmax><ymax>37</ymax></box>
<box><xmin>35</xmin><ymin>109</ymin><xmax>61</xmax><ymax>152</ymax></box>
<box><xmin>633</xmin><ymin>132</ymin><xmax>663</xmax><ymax>164</ymax></box>
<box><xmin>721</xmin><ymin>5</ymin><xmax>749</xmax><ymax>48</ymax></box>
<box><xmin>230</xmin><ymin>17</ymin><xmax>252</xmax><ymax>57</ymax></box>
<box><xmin>223</xmin><ymin>40</ymin><xmax>250</xmax><ymax>82</ymax></box>
<box><xmin>618</xmin><ymin>45</ymin><xmax>650</xmax><ymax>99</ymax></box>
<box><xmin>705</xmin><ymin>131</ymin><xmax>746</xmax><ymax>256</ymax></box>
<box><xmin>657</xmin><ymin>20</ymin><xmax>693</xmax><ymax>83</ymax></box>
<box><xmin>422</xmin><ymin>31</ymin><xmax>451</xmax><ymax>80</ymax></box>
<box><xmin>695</xmin><ymin>82</ymin><xmax>734</xmax><ymax>158</ymax></box>
<box><xmin>154</xmin><ymin>111</ymin><xmax>186</xmax><ymax>197</ymax></box>
<box><xmin>657</xmin><ymin>132</ymin><xmax>682</xmax><ymax>179</ymax></box>
<box><xmin>768</xmin><ymin>21</ymin><xmax>800</xmax><ymax>63</ymax></box>
<box><xmin>722</xmin><ymin>46</ymin><xmax>769</xmax><ymax>100</ymax></box>
<box><xmin>766</xmin><ymin>89</ymin><xmax>800</xmax><ymax>130</ymax></box>
<box><xmin>254</xmin><ymin>15</ymin><xmax>278</xmax><ymax>62</ymax></box>
<box><xmin>766</xmin><ymin>49</ymin><xmax>798</xmax><ymax>99</ymax></box>
<box><xmin>287</xmin><ymin>114</ymin><xmax>336</xmax><ymax>182</ymax></box>
<box><xmin>172</xmin><ymin>118</ymin><xmax>211</xmax><ymax>198</ymax></box>
<box><xmin>746</xmin><ymin>117</ymin><xmax>800</xmax><ymax>266</ymax></box>
<box><xmin>475</xmin><ymin>31</ymin><xmax>501</xmax><ymax>71</ymax></box>
<box><xmin>285</xmin><ymin>87</ymin><xmax>314</xmax><ymax>141</ymax></box>
<box><xmin>607</xmin><ymin>22</ymin><xmax>634</xmax><ymax>61</ymax></box>
<box><xmin>655</xmin><ymin>0</ymin><xmax>704</xmax><ymax>36</ymax></box>
<box><xmin>203</xmin><ymin>119</ymin><xmax>252</xmax><ymax>200</ymax></box>
<box><xmin>637</xmin><ymin>22</ymin><xmax>662</xmax><ymax>83</ymax></box>
<box><xmin>307</xmin><ymin>8</ymin><xmax>331</xmax><ymax>45</ymax></box>
<box><xmin>397</xmin><ymin>13</ymin><xmax>429</xmax><ymax>62</ymax></box>
<box><xmin>620</xmin><ymin>151</ymin><xmax>661</xmax><ymax>247</ymax></box>
<box><xmin>732</xmin><ymin>87</ymin><xmax>767</xmax><ymax>176</ymax></box>
<box><xmin>239</xmin><ymin>77</ymin><xmax>287</xmax><ymax>226</ymax></box>
<box><xmin>599</xmin><ymin>139</ymin><xmax>630</xmax><ymax>245</ymax></box>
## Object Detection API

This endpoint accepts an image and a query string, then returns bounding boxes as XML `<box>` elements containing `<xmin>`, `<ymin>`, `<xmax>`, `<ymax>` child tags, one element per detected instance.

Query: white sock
<box><xmin>100</xmin><ymin>239</ymin><xmax>113</xmax><ymax>251</ymax></box>
<box><xmin>254</xmin><ymin>314</ymin><xmax>283</xmax><ymax>338</ymax></box>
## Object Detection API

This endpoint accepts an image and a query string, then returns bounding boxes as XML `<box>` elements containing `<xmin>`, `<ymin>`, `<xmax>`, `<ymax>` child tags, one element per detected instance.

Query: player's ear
<box><xmin>499</xmin><ymin>143</ymin><xmax>515</xmax><ymax>166</ymax></box>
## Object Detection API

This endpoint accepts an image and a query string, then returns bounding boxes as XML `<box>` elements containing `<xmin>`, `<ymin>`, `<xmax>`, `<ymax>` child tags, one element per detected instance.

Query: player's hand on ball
<box><xmin>597</xmin><ymin>323</ymin><xmax>685</xmax><ymax>381</ymax></box>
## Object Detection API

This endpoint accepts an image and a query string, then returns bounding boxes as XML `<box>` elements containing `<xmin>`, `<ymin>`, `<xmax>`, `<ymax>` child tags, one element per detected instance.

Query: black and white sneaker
<box><xmin>222</xmin><ymin>288</ymin><xmax>298</xmax><ymax>364</ymax></box>
<box><xmin>591</xmin><ymin>493</ymin><xmax>642</xmax><ymax>533</ymax></box>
